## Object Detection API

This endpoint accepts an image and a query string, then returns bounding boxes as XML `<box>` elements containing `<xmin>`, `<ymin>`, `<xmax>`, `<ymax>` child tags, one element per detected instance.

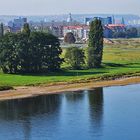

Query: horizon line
<box><xmin>0</xmin><ymin>13</ymin><xmax>139</xmax><ymax>17</ymax></box>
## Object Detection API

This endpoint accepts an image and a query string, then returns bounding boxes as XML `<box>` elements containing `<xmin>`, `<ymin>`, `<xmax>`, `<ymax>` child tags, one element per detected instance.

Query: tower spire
<box><xmin>121</xmin><ymin>17</ymin><xmax>125</xmax><ymax>25</ymax></box>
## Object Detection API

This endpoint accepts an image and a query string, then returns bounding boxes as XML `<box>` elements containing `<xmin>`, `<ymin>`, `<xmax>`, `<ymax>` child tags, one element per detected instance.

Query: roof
<box><xmin>63</xmin><ymin>25</ymin><xmax>89</xmax><ymax>30</ymax></box>
<box><xmin>105</xmin><ymin>24</ymin><xmax>126</xmax><ymax>30</ymax></box>
<box><xmin>107</xmin><ymin>24</ymin><xmax>126</xmax><ymax>27</ymax></box>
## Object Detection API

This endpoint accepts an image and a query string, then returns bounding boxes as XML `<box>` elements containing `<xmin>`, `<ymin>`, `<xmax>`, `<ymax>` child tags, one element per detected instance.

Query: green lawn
<box><xmin>0</xmin><ymin>39</ymin><xmax>140</xmax><ymax>87</ymax></box>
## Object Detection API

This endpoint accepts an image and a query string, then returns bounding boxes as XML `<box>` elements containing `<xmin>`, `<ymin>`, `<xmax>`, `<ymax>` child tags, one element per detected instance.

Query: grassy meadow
<box><xmin>0</xmin><ymin>38</ymin><xmax>140</xmax><ymax>88</ymax></box>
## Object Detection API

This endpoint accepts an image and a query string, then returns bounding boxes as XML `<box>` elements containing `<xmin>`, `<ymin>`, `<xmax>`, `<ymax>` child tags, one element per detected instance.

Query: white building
<box><xmin>63</xmin><ymin>25</ymin><xmax>89</xmax><ymax>40</ymax></box>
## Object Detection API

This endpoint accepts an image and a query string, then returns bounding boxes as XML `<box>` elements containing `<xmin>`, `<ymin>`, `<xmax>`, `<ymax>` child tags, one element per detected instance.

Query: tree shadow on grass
<box><xmin>103</xmin><ymin>62</ymin><xmax>140</xmax><ymax>69</ymax></box>
<box><xmin>125</xmin><ymin>63</ymin><xmax>140</xmax><ymax>69</ymax></box>
<box><xmin>13</xmin><ymin>70</ymin><xmax>107</xmax><ymax>77</ymax></box>
<box><xmin>103</xmin><ymin>63</ymin><xmax>127</xmax><ymax>68</ymax></box>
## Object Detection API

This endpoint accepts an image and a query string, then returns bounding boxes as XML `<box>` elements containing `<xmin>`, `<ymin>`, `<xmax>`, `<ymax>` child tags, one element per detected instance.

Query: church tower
<box><xmin>121</xmin><ymin>17</ymin><xmax>125</xmax><ymax>25</ymax></box>
<box><xmin>112</xmin><ymin>15</ymin><xmax>115</xmax><ymax>24</ymax></box>
<box><xmin>67</xmin><ymin>13</ymin><xmax>73</xmax><ymax>23</ymax></box>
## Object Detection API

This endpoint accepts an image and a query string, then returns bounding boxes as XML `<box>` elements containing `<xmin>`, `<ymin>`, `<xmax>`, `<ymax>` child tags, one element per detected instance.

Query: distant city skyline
<box><xmin>0</xmin><ymin>0</ymin><xmax>139</xmax><ymax>16</ymax></box>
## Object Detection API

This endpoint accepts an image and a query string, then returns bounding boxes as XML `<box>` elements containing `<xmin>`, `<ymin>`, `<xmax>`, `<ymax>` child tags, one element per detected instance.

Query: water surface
<box><xmin>0</xmin><ymin>84</ymin><xmax>140</xmax><ymax>140</ymax></box>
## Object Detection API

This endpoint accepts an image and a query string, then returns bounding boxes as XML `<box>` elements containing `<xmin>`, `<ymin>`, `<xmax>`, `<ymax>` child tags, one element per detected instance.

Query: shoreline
<box><xmin>0</xmin><ymin>76</ymin><xmax>140</xmax><ymax>101</ymax></box>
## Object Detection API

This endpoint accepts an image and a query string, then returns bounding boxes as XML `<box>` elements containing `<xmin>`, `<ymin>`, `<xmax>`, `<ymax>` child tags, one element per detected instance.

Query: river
<box><xmin>0</xmin><ymin>84</ymin><xmax>140</xmax><ymax>140</ymax></box>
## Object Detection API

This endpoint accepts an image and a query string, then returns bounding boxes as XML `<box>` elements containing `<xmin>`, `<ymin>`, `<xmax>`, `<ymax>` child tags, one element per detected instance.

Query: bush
<box><xmin>126</xmin><ymin>27</ymin><xmax>138</xmax><ymax>38</ymax></box>
<box><xmin>64</xmin><ymin>32</ymin><xmax>76</xmax><ymax>44</ymax></box>
<box><xmin>0</xmin><ymin>86</ymin><xmax>14</xmax><ymax>91</ymax></box>
<box><xmin>65</xmin><ymin>47</ymin><xmax>85</xmax><ymax>69</ymax></box>
<box><xmin>113</xmin><ymin>32</ymin><xmax>126</xmax><ymax>38</ymax></box>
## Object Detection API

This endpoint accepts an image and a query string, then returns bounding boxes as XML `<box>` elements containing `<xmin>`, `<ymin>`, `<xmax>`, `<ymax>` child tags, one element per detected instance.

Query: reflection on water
<box><xmin>64</xmin><ymin>90</ymin><xmax>84</xmax><ymax>102</ymax></box>
<box><xmin>0</xmin><ymin>95</ymin><xmax>62</xmax><ymax>140</ymax></box>
<box><xmin>0</xmin><ymin>94</ymin><xmax>61</xmax><ymax>120</ymax></box>
<box><xmin>0</xmin><ymin>84</ymin><xmax>140</xmax><ymax>140</ymax></box>
<box><xmin>0</xmin><ymin>88</ymin><xmax>104</xmax><ymax>140</ymax></box>
<box><xmin>88</xmin><ymin>88</ymin><xmax>104</xmax><ymax>134</ymax></box>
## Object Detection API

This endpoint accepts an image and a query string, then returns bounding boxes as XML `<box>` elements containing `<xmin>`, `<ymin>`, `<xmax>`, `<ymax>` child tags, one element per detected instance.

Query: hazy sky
<box><xmin>0</xmin><ymin>0</ymin><xmax>139</xmax><ymax>15</ymax></box>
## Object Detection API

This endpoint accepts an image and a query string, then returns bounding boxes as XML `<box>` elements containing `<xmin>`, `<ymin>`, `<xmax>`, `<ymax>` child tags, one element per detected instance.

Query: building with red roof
<box><xmin>63</xmin><ymin>25</ymin><xmax>89</xmax><ymax>40</ymax></box>
<box><xmin>63</xmin><ymin>24</ymin><xmax>126</xmax><ymax>40</ymax></box>
<box><xmin>106</xmin><ymin>24</ymin><xmax>126</xmax><ymax>32</ymax></box>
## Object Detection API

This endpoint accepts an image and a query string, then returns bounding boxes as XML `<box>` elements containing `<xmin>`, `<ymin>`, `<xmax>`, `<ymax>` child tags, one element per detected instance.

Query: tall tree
<box><xmin>87</xmin><ymin>19</ymin><xmax>104</xmax><ymax>68</ymax></box>
<box><xmin>0</xmin><ymin>33</ymin><xmax>20</xmax><ymax>73</ymax></box>
<box><xmin>0</xmin><ymin>23</ymin><xmax>4</xmax><ymax>37</ymax></box>
<box><xmin>20</xmin><ymin>23</ymin><xmax>31</xmax><ymax>73</ymax></box>
<box><xmin>22</xmin><ymin>23</ymin><xmax>31</xmax><ymax>37</ymax></box>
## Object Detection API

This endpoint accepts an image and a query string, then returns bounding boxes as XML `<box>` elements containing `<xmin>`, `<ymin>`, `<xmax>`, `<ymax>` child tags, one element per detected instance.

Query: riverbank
<box><xmin>1</xmin><ymin>39</ymin><xmax>140</xmax><ymax>87</ymax></box>
<box><xmin>0</xmin><ymin>39</ymin><xmax>140</xmax><ymax>100</ymax></box>
<box><xmin>0</xmin><ymin>76</ymin><xmax>140</xmax><ymax>101</ymax></box>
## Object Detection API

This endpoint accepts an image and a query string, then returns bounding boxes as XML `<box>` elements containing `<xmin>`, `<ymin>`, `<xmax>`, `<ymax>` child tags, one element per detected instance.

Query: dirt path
<box><xmin>0</xmin><ymin>76</ymin><xmax>140</xmax><ymax>101</ymax></box>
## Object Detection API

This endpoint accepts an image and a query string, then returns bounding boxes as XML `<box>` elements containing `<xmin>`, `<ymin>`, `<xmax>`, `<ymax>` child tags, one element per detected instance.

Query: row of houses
<box><xmin>63</xmin><ymin>24</ymin><xmax>126</xmax><ymax>40</ymax></box>
<box><xmin>1</xmin><ymin>16</ymin><xmax>126</xmax><ymax>40</ymax></box>
<box><xmin>104</xmin><ymin>24</ymin><xmax>126</xmax><ymax>38</ymax></box>
<box><xmin>2</xmin><ymin>23</ymin><xmax>126</xmax><ymax>40</ymax></box>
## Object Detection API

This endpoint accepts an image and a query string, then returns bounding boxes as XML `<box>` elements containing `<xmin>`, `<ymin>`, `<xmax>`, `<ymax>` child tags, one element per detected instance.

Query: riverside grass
<box><xmin>0</xmin><ymin>39</ymin><xmax>140</xmax><ymax>89</ymax></box>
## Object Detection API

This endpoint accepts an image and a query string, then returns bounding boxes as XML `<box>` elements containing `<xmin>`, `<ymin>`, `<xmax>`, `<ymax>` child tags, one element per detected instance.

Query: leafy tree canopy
<box><xmin>0</xmin><ymin>31</ymin><xmax>63</xmax><ymax>74</ymax></box>
<box><xmin>65</xmin><ymin>46</ymin><xmax>85</xmax><ymax>69</ymax></box>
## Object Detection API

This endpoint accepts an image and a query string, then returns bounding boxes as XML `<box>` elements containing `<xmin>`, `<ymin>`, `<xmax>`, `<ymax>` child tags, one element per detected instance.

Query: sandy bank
<box><xmin>0</xmin><ymin>76</ymin><xmax>140</xmax><ymax>101</ymax></box>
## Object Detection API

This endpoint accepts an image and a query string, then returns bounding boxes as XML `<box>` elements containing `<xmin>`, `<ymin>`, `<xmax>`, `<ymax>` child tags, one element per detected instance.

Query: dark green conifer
<box><xmin>87</xmin><ymin>19</ymin><xmax>104</xmax><ymax>68</ymax></box>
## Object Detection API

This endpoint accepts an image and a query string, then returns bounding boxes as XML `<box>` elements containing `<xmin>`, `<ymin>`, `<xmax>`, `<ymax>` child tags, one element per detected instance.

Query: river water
<box><xmin>0</xmin><ymin>84</ymin><xmax>140</xmax><ymax>140</ymax></box>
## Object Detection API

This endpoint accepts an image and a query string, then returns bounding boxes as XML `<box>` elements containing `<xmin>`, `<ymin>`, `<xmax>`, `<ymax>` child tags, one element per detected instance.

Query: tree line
<box><xmin>0</xmin><ymin>19</ymin><xmax>104</xmax><ymax>73</ymax></box>
<box><xmin>112</xmin><ymin>27</ymin><xmax>138</xmax><ymax>38</ymax></box>
<box><xmin>65</xmin><ymin>19</ymin><xmax>103</xmax><ymax>69</ymax></box>
<box><xmin>0</xmin><ymin>24</ymin><xmax>63</xmax><ymax>73</ymax></box>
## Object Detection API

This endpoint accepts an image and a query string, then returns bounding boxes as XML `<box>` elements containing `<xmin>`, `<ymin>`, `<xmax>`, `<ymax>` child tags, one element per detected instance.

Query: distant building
<box><xmin>8</xmin><ymin>21</ymin><xmax>14</xmax><ymax>28</ymax></box>
<box><xmin>84</xmin><ymin>17</ymin><xmax>112</xmax><ymax>25</ymax></box>
<box><xmin>4</xmin><ymin>26</ymin><xmax>12</xmax><ymax>34</ymax></box>
<box><xmin>97</xmin><ymin>17</ymin><xmax>112</xmax><ymax>25</ymax></box>
<box><xmin>67</xmin><ymin>13</ymin><xmax>73</xmax><ymax>23</ymax></box>
<box><xmin>50</xmin><ymin>26</ymin><xmax>63</xmax><ymax>37</ymax></box>
<box><xmin>103</xmin><ymin>24</ymin><xmax>126</xmax><ymax>38</ymax></box>
<box><xmin>63</xmin><ymin>24</ymin><xmax>126</xmax><ymax>40</ymax></box>
<box><xmin>8</xmin><ymin>17</ymin><xmax>27</xmax><ymax>33</ymax></box>
<box><xmin>13</xmin><ymin>17</ymin><xmax>27</xmax><ymax>28</ymax></box>
<box><xmin>106</xmin><ymin>24</ymin><xmax>126</xmax><ymax>32</ymax></box>
<box><xmin>104</xmin><ymin>26</ymin><xmax>113</xmax><ymax>38</ymax></box>
<box><xmin>121</xmin><ymin>17</ymin><xmax>125</xmax><ymax>25</ymax></box>
<box><xmin>84</xmin><ymin>18</ymin><xmax>93</xmax><ymax>25</ymax></box>
<box><xmin>2</xmin><ymin>25</ymin><xmax>19</xmax><ymax>35</ymax></box>
<box><xmin>112</xmin><ymin>16</ymin><xmax>115</xmax><ymax>24</ymax></box>
<box><xmin>63</xmin><ymin>25</ymin><xmax>89</xmax><ymax>40</ymax></box>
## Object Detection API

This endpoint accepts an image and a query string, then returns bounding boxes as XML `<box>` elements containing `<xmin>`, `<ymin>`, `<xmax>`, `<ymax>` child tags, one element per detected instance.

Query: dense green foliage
<box><xmin>112</xmin><ymin>27</ymin><xmax>138</xmax><ymax>38</ymax></box>
<box><xmin>87</xmin><ymin>19</ymin><xmax>104</xmax><ymax>68</ymax></box>
<box><xmin>0</xmin><ymin>39</ymin><xmax>140</xmax><ymax>87</ymax></box>
<box><xmin>65</xmin><ymin>47</ymin><xmax>85</xmax><ymax>69</ymax></box>
<box><xmin>0</xmin><ymin>28</ymin><xmax>63</xmax><ymax>73</ymax></box>
<box><xmin>126</xmin><ymin>27</ymin><xmax>138</xmax><ymax>38</ymax></box>
<box><xmin>64</xmin><ymin>32</ymin><xmax>76</xmax><ymax>44</ymax></box>
<box><xmin>113</xmin><ymin>32</ymin><xmax>126</xmax><ymax>38</ymax></box>
<box><xmin>22</xmin><ymin>23</ymin><xmax>31</xmax><ymax>37</ymax></box>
